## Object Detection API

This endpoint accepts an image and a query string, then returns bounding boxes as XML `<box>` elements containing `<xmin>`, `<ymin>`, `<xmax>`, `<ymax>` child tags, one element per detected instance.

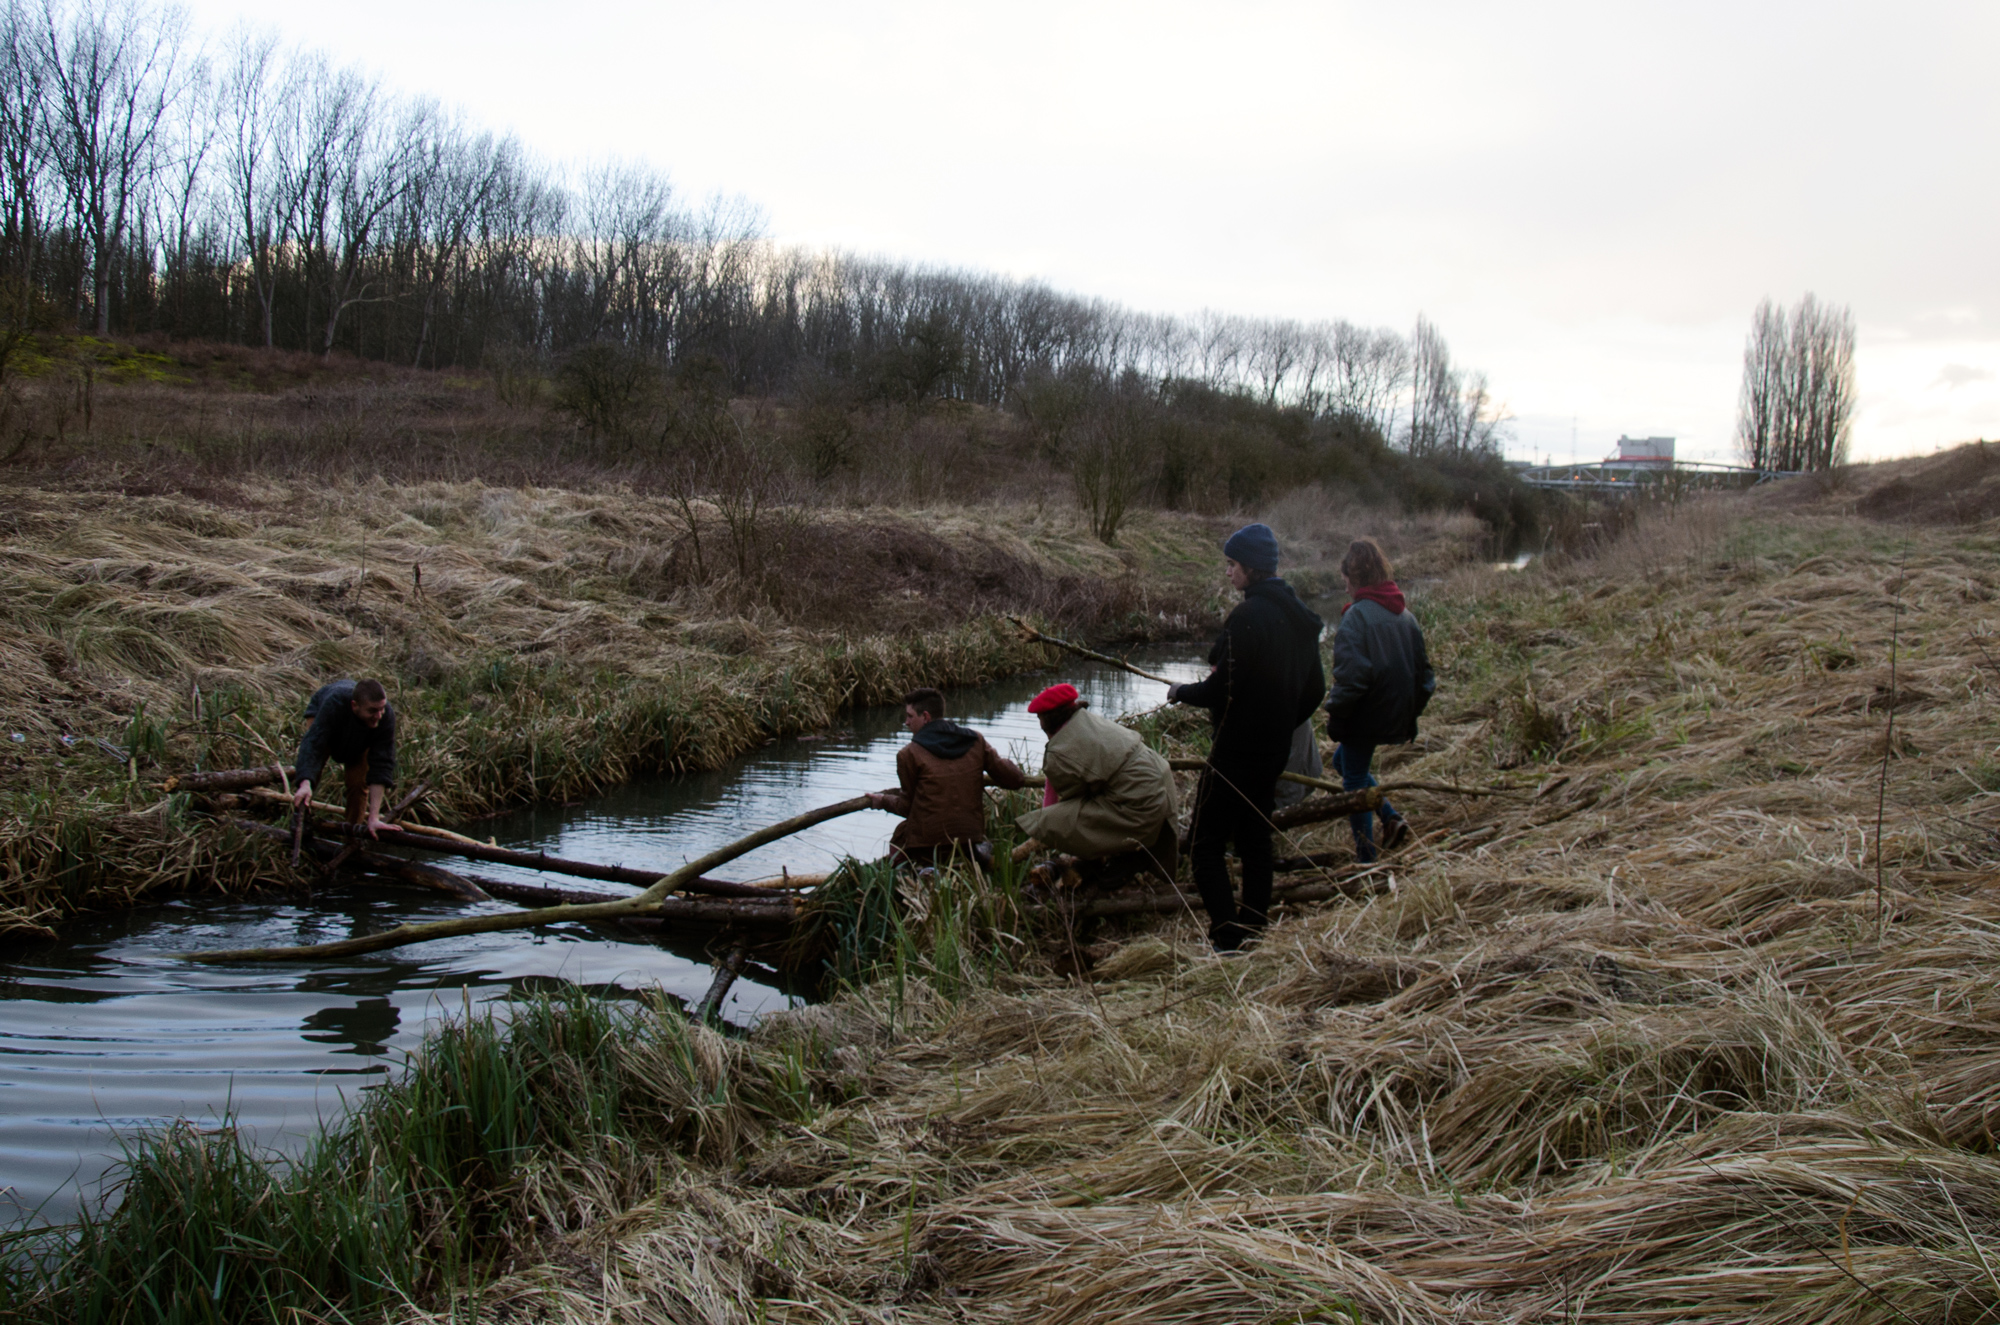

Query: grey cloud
<box><xmin>1933</xmin><ymin>364</ymin><xmax>1996</xmax><ymax>390</ymax></box>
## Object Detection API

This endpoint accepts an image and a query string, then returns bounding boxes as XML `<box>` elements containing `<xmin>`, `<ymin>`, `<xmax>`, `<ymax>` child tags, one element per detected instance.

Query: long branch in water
<box><xmin>185</xmin><ymin>795</ymin><xmax>871</xmax><ymax>963</ymax></box>
<box><xmin>1006</xmin><ymin>615</ymin><xmax>1178</xmax><ymax>685</ymax></box>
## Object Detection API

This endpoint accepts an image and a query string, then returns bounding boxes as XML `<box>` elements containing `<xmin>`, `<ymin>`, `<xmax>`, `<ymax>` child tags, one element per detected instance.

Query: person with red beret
<box><xmin>865</xmin><ymin>686</ymin><xmax>1028</xmax><ymax>865</ymax></box>
<box><xmin>1015</xmin><ymin>683</ymin><xmax>1179</xmax><ymax>886</ymax></box>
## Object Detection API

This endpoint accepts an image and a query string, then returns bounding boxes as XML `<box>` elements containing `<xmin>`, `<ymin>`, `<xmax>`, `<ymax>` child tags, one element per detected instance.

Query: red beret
<box><xmin>1027</xmin><ymin>683</ymin><xmax>1080</xmax><ymax>714</ymax></box>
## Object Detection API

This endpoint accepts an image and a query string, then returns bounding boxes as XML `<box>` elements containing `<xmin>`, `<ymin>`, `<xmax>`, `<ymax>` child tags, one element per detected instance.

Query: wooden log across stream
<box><xmin>233</xmin><ymin>816</ymin><xmax>812</xmax><ymax>900</ymax></box>
<box><xmin>175</xmin><ymin>755</ymin><xmax>1505</xmax><ymax>966</ymax></box>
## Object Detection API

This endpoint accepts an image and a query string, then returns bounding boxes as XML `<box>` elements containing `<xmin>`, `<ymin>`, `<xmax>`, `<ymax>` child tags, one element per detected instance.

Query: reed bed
<box><xmin>15</xmin><ymin>459</ymin><xmax>2000</xmax><ymax>1323</ymax></box>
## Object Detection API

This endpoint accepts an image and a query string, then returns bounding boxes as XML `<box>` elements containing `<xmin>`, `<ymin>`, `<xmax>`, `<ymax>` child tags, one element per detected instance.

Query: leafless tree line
<box><xmin>0</xmin><ymin>0</ymin><xmax>1510</xmax><ymax>458</ymax></box>
<box><xmin>1735</xmin><ymin>293</ymin><xmax>1855</xmax><ymax>473</ymax></box>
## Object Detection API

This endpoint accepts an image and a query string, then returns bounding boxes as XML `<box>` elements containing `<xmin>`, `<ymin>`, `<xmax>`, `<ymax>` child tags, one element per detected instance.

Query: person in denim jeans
<box><xmin>1324</xmin><ymin>539</ymin><xmax>1435</xmax><ymax>863</ymax></box>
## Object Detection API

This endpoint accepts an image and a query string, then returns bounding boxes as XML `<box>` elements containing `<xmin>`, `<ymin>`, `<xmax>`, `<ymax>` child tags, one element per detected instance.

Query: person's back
<box><xmin>1323</xmin><ymin>538</ymin><xmax>1436</xmax><ymax>862</ymax></box>
<box><xmin>1017</xmin><ymin>702</ymin><xmax>1176</xmax><ymax>859</ymax></box>
<box><xmin>868</xmin><ymin>687</ymin><xmax>1026</xmax><ymax>862</ymax></box>
<box><xmin>1325</xmin><ymin>594</ymin><xmax>1434</xmax><ymax>746</ymax></box>
<box><xmin>1168</xmin><ymin>523</ymin><xmax>1324</xmax><ymax>950</ymax></box>
<box><xmin>1181</xmin><ymin>575</ymin><xmax>1325</xmax><ymax>771</ymax></box>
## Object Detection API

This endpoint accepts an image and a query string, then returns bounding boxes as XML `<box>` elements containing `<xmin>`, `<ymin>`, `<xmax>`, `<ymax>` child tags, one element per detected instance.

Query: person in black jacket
<box><xmin>1167</xmin><ymin>523</ymin><xmax>1325</xmax><ymax>951</ymax></box>
<box><xmin>292</xmin><ymin>678</ymin><xmax>397</xmax><ymax>837</ymax></box>
<box><xmin>1324</xmin><ymin>538</ymin><xmax>1435</xmax><ymax>862</ymax></box>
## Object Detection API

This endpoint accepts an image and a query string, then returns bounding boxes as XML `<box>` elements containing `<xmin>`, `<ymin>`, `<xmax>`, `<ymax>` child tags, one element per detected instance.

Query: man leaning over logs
<box><xmin>1015</xmin><ymin>683</ymin><xmax>1179</xmax><ymax>889</ymax></box>
<box><xmin>291</xmin><ymin>678</ymin><xmax>397</xmax><ymax>838</ymax></box>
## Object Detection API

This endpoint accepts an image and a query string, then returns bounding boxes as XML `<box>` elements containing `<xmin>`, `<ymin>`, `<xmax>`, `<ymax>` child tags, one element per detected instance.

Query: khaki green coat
<box><xmin>1016</xmin><ymin>708</ymin><xmax>1178</xmax><ymax>858</ymax></box>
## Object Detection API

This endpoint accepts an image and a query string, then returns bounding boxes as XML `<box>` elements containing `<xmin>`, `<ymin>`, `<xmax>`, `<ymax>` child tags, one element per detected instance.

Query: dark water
<box><xmin>0</xmin><ymin>646</ymin><xmax>1208</xmax><ymax>1223</ymax></box>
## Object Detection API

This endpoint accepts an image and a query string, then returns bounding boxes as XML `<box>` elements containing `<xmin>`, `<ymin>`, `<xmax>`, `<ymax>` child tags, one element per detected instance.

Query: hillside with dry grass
<box><xmin>0</xmin><ymin>449</ymin><xmax>1485</xmax><ymax>933</ymax></box>
<box><xmin>319</xmin><ymin>460</ymin><xmax>2000</xmax><ymax>1324</ymax></box>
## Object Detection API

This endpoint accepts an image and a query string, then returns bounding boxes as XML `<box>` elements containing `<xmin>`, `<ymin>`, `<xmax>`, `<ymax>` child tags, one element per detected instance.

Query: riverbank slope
<box><xmin>0</xmin><ymin>473</ymin><xmax>1482</xmax><ymax>930</ymax></box>
<box><xmin>381</xmin><ymin>456</ymin><xmax>2000</xmax><ymax>1322</ymax></box>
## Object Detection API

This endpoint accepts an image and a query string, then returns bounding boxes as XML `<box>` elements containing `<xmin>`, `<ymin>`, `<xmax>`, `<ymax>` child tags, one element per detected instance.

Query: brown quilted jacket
<box><xmin>881</xmin><ymin>731</ymin><xmax>1027</xmax><ymax>850</ymax></box>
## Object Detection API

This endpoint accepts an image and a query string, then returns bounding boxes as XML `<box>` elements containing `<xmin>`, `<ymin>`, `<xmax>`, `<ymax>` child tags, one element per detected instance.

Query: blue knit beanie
<box><xmin>1222</xmin><ymin>523</ymin><xmax>1280</xmax><ymax>576</ymax></box>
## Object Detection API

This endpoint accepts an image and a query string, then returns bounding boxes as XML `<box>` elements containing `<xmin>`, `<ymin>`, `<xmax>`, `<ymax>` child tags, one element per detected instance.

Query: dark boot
<box><xmin>1378</xmin><ymin>810</ymin><xmax>1412</xmax><ymax>850</ymax></box>
<box><xmin>1209</xmin><ymin>917</ymin><xmax>1257</xmax><ymax>952</ymax></box>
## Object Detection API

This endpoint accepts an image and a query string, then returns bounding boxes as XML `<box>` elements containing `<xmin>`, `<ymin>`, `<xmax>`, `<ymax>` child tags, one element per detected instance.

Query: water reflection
<box><xmin>0</xmin><ymin>645</ymin><xmax>1206</xmax><ymax>1222</ymax></box>
<box><xmin>479</xmin><ymin>646</ymin><xmax>1209</xmax><ymax>885</ymax></box>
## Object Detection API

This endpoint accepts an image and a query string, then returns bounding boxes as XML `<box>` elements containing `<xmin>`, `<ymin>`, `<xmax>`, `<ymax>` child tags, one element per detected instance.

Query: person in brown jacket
<box><xmin>866</xmin><ymin>687</ymin><xmax>1028</xmax><ymax>864</ymax></box>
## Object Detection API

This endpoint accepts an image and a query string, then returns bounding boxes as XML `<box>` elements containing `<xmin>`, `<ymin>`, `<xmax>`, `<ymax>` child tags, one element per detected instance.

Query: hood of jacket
<box><xmin>1349</xmin><ymin>581</ymin><xmax>1407</xmax><ymax>615</ymax></box>
<box><xmin>1245</xmin><ymin>576</ymin><xmax>1324</xmax><ymax>639</ymax></box>
<box><xmin>912</xmin><ymin>719</ymin><xmax>979</xmax><ymax>761</ymax></box>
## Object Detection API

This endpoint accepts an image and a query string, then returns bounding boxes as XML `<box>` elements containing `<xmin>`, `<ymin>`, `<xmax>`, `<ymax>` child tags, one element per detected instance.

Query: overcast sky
<box><xmin>181</xmin><ymin>0</ymin><xmax>2000</xmax><ymax>465</ymax></box>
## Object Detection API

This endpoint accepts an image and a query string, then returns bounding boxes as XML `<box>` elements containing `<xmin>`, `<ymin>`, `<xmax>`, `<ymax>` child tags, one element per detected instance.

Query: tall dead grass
<box><xmin>347</xmin><ymin>479</ymin><xmax>2000</xmax><ymax>1324</ymax></box>
<box><xmin>0</xmin><ymin>477</ymin><xmax>1236</xmax><ymax>929</ymax></box>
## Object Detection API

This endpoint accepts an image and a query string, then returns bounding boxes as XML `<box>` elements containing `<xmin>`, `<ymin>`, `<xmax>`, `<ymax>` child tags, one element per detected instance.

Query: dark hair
<box><xmin>902</xmin><ymin>687</ymin><xmax>945</xmax><ymax>720</ymax></box>
<box><xmin>1340</xmin><ymin>538</ymin><xmax>1393</xmax><ymax>588</ymax></box>
<box><xmin>352</xmin><ymin>678</ymin><xmax>388</xmax><ymax>705</ymax></box>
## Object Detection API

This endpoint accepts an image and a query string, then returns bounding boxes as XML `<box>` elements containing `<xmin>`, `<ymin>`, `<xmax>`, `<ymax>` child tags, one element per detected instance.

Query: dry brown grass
<box><xmin>0</xmin><ymin>476</ymin><xmax>1240</xmax><ymax>931</ymax></box>
<box><xmin>380</xmin><ymin>461</ymin><xmax>2000</xmax><ymax>1324</ymax></box>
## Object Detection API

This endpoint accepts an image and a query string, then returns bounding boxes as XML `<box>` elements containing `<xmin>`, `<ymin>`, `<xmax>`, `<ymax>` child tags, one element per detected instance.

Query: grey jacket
<box><xmin>1325</xmin><ymin>599</ymin><xmax>1435</xmax><ymax>746</ymax></box>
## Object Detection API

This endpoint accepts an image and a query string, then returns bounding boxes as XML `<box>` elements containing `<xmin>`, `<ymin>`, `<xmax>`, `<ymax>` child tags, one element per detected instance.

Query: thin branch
<box><xmin>1007</xmin><ymin>615</ymin><xmax>1177</xmax><ymax>685</ymax></box>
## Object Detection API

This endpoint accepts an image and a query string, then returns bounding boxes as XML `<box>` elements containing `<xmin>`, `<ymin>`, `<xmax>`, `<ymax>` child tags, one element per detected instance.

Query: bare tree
<box><xmin>1071</xmin><ymin>381</ymin><xmax>1151</xmax><ymax>545</ymax></box>
<box><xmin>217</xmin><ymin>27</ymin><xmax>286</xmax><ymax>347</ymax></box>
<box><xmin>40</xmin><ymin>0</ymin><xmax>186</xmax><ymax>334</ymax></box>
<box><xmin>1403</xmin><ymin>314</ymin><xmax>1455</xmax><ymax>456</ymax></box>
<box><xmin>398</xmin><ymin>117</ymin><xmax>514</xmax><ymax>367</ymax></box>
<box><xmin>1247</xmin><ymin>317</ymin><xmax>1302</xmax><ymax>406</ymax></box>
<box><xmin>1327</xmin><ymin>320</ymin><xmax>1409</xmax><ymax>438</ymax></box>
<box><xmin>149</xmin><ymin>38</ymin><xmax>214</xmax><ymax>331</ymax></box>
<box><xmin>0</xmin><ymin>0</ymin><xmax>51</xmax><ymax>279</ymax></box>
<box><xmin>1735</xmin><ymin>294</ymin><xmax>1855</xmax><ymax>473</ymax></box>
<box><xmin>286</xmin><ymin>58</ymin><xmax>413</xmax><ymax>356</ymax></box>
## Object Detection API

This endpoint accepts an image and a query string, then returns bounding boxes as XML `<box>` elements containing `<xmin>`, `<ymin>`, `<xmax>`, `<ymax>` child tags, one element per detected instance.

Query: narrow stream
<box><xmin>0</xmin><ymin>646</ymin><xmax>1208</xmax><ymax>1223</ymax></box>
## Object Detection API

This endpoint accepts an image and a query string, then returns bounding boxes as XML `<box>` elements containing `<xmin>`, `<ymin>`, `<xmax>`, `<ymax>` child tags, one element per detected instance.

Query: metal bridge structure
<box><xmin>1515</xmin><ymin>460</ymin><xmax>1803</xmax><ymax>493</ymax></box>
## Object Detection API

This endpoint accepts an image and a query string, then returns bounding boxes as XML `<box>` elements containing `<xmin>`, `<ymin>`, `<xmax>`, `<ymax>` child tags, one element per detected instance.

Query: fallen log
<box><xmin>1272</xmin><ymin>788</ymin><xmax>1389</xmax><ymax>831</ymax></box>
<box><xmin>187</xmin><ymin>796</ymin><xmax>868</xmax><ymax>962</ymax></box>
<box><xmin>362</xmin><ymin>854</ymin><xmax>489</xmax><ymax>903</ymax></box>
<box><xmin>474</xmin><ymin>875</ymin><xmax>622</xmax><ymax>907</ymax></box>
<box><xmin>617</xmin><ymin>898</ymin><xmax>797</xmax><ymax>927</ymax></box>
<box><xmin>227</xmin><ymin>819</ymin><xmax>490</xmax><ymax>903</ymax></box>
<box><xmin>163</xmin><ymin>764</ymin><xmax>288</xmax><ymax>795</ymax></box>
<box><xmin>251</xmin><ymin>817</ymin><xmax>795</xmax><ymax>900</ymax></box>
<box><xmin>226</xmin><ymin>819</ymin><xmax>803</xmax><ymax>929</ymax></box>
<box><xmin>388</xmin><ymin>871</ymin><xmax>794</xmax><ymax>927</ymax></box>
<box><xmin>323</xmin><ymin>781</ymin><xmax>432</xmax><ymax>878</ymax></box>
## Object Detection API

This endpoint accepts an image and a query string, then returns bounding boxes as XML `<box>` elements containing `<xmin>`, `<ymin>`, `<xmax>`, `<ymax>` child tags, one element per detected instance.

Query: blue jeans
<box><xmin>1331</xmin><ymin>742</ymin><xmax>1397</xmax><ymax>863</ymax></box>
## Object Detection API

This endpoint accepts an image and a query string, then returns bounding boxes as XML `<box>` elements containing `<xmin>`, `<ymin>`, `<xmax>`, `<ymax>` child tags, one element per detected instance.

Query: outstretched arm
<box><xmin>867</xmin><ymin>746</ymin><xmax>917</xmax><ymax>815</ymax></box>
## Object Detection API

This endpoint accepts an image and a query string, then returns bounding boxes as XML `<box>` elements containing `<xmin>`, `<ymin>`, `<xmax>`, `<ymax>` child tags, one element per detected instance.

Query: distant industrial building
<box><xmin>1516</xmin><ymin>433</ymin><xmax>1788</xmax><ymax>491</ymax></box>
<box><xmin>1606</xmin><ymin>436</ymin><xmax>1675</xmax><ymax>471</ymax></box>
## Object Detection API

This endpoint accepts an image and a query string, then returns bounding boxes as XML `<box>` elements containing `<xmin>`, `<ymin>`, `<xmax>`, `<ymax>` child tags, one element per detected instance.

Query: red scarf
<box><xmin>1349</xmin><ymin>581</ymin><xmax>1406</xmax><ymax>615</ymax></box>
